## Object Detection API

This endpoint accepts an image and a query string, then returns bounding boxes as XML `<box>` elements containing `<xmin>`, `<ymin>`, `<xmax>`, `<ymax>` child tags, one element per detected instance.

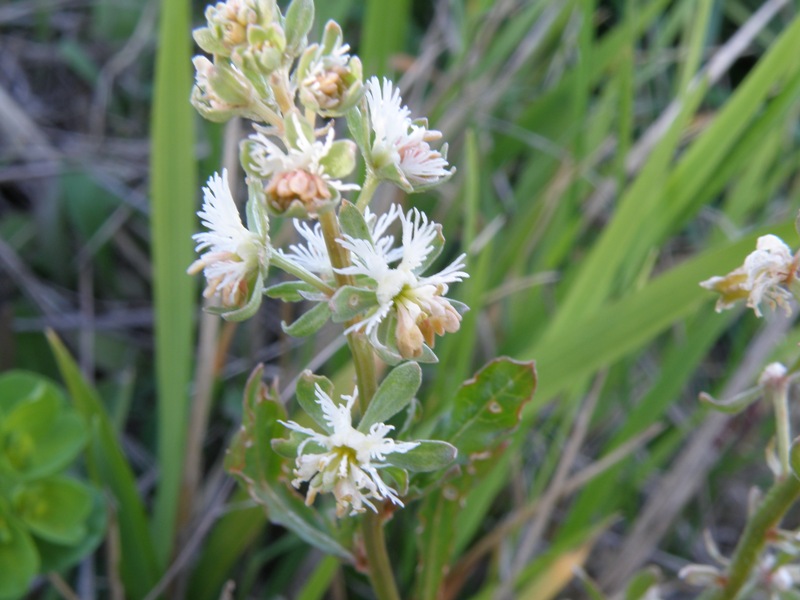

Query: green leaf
<box><xmin>282</xmin><ymin>301</ymin><xmax>332</xmax><ymax>336</ymax></box>
<box><xmin>46</xmin><ymin>331</ymin><xmax>159</xmax><ymax>598</ymax></box>
<box><xmin>0</xmin><ymin>513</ymin><xmax>38</xmax><ymax>599</ymax></box>
<box><xmin>0</xmin><ymin>373</ymin><xmax>87</xmax><ymax>480</ymax></box>
<box><xmin>415</xmin><ymin>358</ymin><xmax>537</xmax><ymax>600</ymax></box>
<box><xmin>388</xmin><ymin>440</ymin><xmax>456</xmax><ymax>473</ymax></box>
<box><xmin>226</xmin><ymin>365</ymin><xmax>354</xmax><ymax>561</ymax></box>
<box><xmin>319</xmin><ymin>140</ymin><xmax>357</xmax><ymax>179</ymax></box>
<box><xmin>265</xmin><ymin>280</ymin><xmax>320</xmax><ymax>302</ymax></box>
<box><xmin>295</xmin><ymin>371</ymin><xmax>335</xmax><ymax>434</ymax></box>
<box><xmin>338</xmin><ymin>200</ymin><xmax>371</xmax><ymax>241</ymax></box>
<box><xmin>437</xmin><ymin>358</ymin><xmax>538</xmax><ymax>457</ymax></box>
<box><xmin>329</xmin><ymin>286</ymin><xmax>378</xmax><ymax>323</ymax></box>
<box><xmin>284</xmin><ymin>0</ymin><xmax>314</xmax><ymax>56</ymax></box>
<box><xmin>358</xmin><ymin>362</ymin><xmax>421</xmax><ymax>432</ymax></box>
<box><xmin>36</xmin><ymin>486</ymin><xmax>107</xmax><ymax>573</ymax></box>
<box><xmin>13</xmin><ymin>476</ymin><xmax>92</xmax><ymax>545</ymax></box>
<box><xmin>150</xmin><ymin>0</ymin><xmax>196</xmax><ymax>567</ymax></box>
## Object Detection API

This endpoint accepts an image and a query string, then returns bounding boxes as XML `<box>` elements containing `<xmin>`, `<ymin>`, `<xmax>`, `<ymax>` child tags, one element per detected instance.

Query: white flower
<box><xmin>280</xmin><ymin>384</ymin><xmax>418</xmax><ymax>517</ymax></box>
<box><xmin>188</xmin><ymin>170</ymin><xmax>268</xmax><ymax>306</ymax></box>
<box><xmin>701</xmin><ymin>235</ymin><xmax>797</xmax><ymax>317</ymax></box>
<box><xmin>275</xmin><ymin>205</ymin><xmax>402</xmax><ymax>281</ymax></box>
<box><xmin>275</xmin><ymin>220</ymin><xmax>332</xmax><ymax>279</ymax></box>
<box><xmin>336</xmin><ymin>206</ymin><xmax>468</xmax><ymax>359</ymax></box>
<box><xmin>365</xmin><ymin>77</ymin><xmax>454</xmax><ymax>192</ymax></box>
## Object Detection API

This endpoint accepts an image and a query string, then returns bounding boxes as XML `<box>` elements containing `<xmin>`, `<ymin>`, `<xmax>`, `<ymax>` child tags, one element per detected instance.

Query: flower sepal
<box><xmin>205</xmin><ymin>271</ymin><xmax>266</xmax><ymax>321</ymax></box>
<box><xmin>372</xmin><ymin>314</ymin><xmax>440</xmax><ymax>365</ymax></box>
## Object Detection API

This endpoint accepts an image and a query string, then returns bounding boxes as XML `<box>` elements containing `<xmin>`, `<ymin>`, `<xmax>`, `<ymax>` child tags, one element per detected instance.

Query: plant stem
<box><xmin>317</xmin><ymin>209</ymin><xmax>378</xmax><ymax>413</ymax></box>
<box><xmin>271</xmin><ymin>253</ymin><xmax>335</xmax><ymax>296</ymax></box>
<box><xmin>709</xmin><ymin>473</ymin><xmax>800</xmax><ymax>599</ymax></box>
<box><xmin>771</xmin><ymin>379</ymin><xmax>791</xmax><ymax>477</ymax></box>
<box><xmin>355</xmin><ymin>173</ymin><xmax>380</xmax><ymax>212</ymax></box>
<box><xmin>317</xmin><ymin>207</ymin><xmax>400</xmax><ymax>600</ymax></box>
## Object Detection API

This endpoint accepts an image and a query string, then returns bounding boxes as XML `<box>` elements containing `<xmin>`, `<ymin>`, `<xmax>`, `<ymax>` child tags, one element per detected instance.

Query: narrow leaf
<box><xmin>358</xmin><ymin>362</ymin><xmax>422</xmax><ymax>432</ymax></box>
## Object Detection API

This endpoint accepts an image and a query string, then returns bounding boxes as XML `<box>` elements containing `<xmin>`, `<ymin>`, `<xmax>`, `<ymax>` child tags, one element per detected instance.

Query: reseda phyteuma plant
<box><xmin>184</xmin><ymin>1</ymin><xmax>528</xmax><ymax>598</ymax></box>
<box><xmin>681</xmin><ymin>233</ymin><xmax>800</xmax><ymax>600</ymax></box>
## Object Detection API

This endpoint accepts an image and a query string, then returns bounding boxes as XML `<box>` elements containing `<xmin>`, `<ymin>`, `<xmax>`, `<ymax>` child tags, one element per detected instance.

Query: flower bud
<box><xmin>297</xmin><ymin>21</ymin><xmax>363</xmax><ymax>117</ymax></box>
<box><xmin>194</xmin><ymin>0</ymin><xmax>278</xmax><ymax>56</ymax></box>
<box><xmin>232</xmin><ymin>23</ymin><xmax>286</xmax><ymax>76</ymax></box>
<box><xmin>191</xmin><ymin>57</ymin><xmax>258</xmax><ymax>123</ymax></box>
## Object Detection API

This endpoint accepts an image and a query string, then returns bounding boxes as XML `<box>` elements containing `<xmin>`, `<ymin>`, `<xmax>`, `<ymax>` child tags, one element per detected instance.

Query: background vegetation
<box><xmin>1</xmin><ymin>0</ymin><xmax>799</xmax><ymax>597</ymax></box>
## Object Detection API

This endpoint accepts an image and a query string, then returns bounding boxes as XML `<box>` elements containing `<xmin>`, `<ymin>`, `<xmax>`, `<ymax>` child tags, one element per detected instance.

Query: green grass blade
<box><xmin>361</xmin><ymin>0</ymin><xmax>410</xmax><ymax>77</ymax></box>
<box><xmin>47</xmin><ymin>331</ymin><xmax>159</xmax><ymax>599</ymax></box>
<box><xmin>149</xmin><ymin>0</ymin><xmax>197</xmax><ymax>566</ymax></box>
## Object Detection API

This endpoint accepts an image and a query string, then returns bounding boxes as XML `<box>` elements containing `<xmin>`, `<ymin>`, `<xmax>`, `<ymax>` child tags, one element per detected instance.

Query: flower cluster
<box><xmin>700</xmin><ymin>234</ymin><xmax>799</xmax><ymax>317</ymax></box>
<box><xmin>189</xmin><ymin>0</ymin><xmax>464</xmax><ymax>522</ymax></box>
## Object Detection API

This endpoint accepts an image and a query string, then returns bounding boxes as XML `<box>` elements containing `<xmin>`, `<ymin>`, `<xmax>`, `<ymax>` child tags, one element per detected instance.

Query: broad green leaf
<box><xmin>46</xmin><ymin>331</ymin><xmax>159</xmax><ymax>598</ymax></box>
<box><xmin>358</xmin><ymin>362</ymin><xmax>421</xmax><ymax>432</ymax></box>
<box><xmin>436</xmin><ymin>358</ymin><xmax>538</xmax><ymax>456</ymax></box>
<box><xmin>282</xmin><ymin>301</ymin><xmax>332</xmax><ymax>336</ymax></box>
<box><xmin>226</xmin><ymin>365</ymin><xmax>354</xmax><ymax>561</ymax></box>
<box><xmin>0</xmin><ymin>374</ymin><xmax>87</xmax><ymax>480</ymax></box>
<box><xmin>0</xmin><ymin>513</ymin><xmax>38</xmax><ymax>600</ymax></box>
<box><xmin>415</xmin><ymin>358</ymin><xmax>536</xmax><ymax>600</ymax></box>
<box><xmin>36</xmin><ymin>486</ymin><xmax>107</xmax><ymax>573</ymax></box>
<box><xmin>295</xmin><ymin>371</ymin><xmax>335</xmax><ymax>434</ymax></box>
<box><xmin>13</xmin><ymin>476</ymin><xmax>92</xmax><ymax>545</ymax></box>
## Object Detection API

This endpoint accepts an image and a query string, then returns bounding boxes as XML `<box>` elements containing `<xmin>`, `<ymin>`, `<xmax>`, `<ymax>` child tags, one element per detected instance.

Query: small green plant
<box><xmin>0</xmin><ymin>372</ymin><xmax>105</xmax><ymax>600</ymax></box>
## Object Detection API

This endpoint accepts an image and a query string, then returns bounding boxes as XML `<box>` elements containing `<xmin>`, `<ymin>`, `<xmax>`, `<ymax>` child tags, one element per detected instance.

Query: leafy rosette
<box><xmin>0</xmin><ymin>372</ymin><xmax>105</xmax><ymax>600</ymax></box>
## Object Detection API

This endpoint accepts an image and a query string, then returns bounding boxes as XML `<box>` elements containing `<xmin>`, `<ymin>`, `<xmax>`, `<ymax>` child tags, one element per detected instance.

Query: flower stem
<box><xmin>317</xmin><ymin>209</ymin><xmax>378</xmax><ymax>413</ymax></box>
<box><xmin>317</xmin><ymin>207</ymin><xmax>400</xmax><ymax>600</ymax></box>
<box><xmin>355</xmin><ymin>173</ymin><xmax>380</xmax><ymax>212</ymax></box>
<box><xmin>271</xmin><ymin>253</ymin><xmax>335</xmax><ymax>296</ymax></box>
<box><xmin>771</xmin><ymin>379</ymin><xmax>791</xmax><ymax>477</ymax></box>
<box><xmin>708</xmin><ymin>473</ymin><xmax>800</xmax><ymax>599</ymax></box>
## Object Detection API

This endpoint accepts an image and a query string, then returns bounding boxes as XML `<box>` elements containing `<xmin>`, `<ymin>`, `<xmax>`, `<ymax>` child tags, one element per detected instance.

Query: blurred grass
<box><xmin>149</xmin><ymin>0</ymin><xmax>196</xmax><ymax>567</ymax></box>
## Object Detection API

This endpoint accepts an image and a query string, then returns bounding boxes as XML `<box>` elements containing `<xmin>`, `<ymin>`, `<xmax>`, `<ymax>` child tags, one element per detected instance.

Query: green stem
<box><xmin>767</xmin><ymin>376</ymin><xmax>792</xmax><ymax>478</ymax></box>
<box><xmin>253</xmin><ymin>100</ymin><xmax>283</xmax><ymax>130</ymax></box>
<box><xmin>355</xmin><ymin>173</ymin><xmax>381</xmax><ymax>212</ymax></box>
<box><xmin>271</xmin><ymin>253</ymin><xmax>335</xmax><ymax>296</ymax></box>
<box><xmin>709</xmin><ymin>474</ymin><xmax>800</xmax><ymax>599</ymax></box>
<box><xmin>317</xmin><ymin>207</ymin><xmax>400</xmax><ymax>600</ymax></box>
